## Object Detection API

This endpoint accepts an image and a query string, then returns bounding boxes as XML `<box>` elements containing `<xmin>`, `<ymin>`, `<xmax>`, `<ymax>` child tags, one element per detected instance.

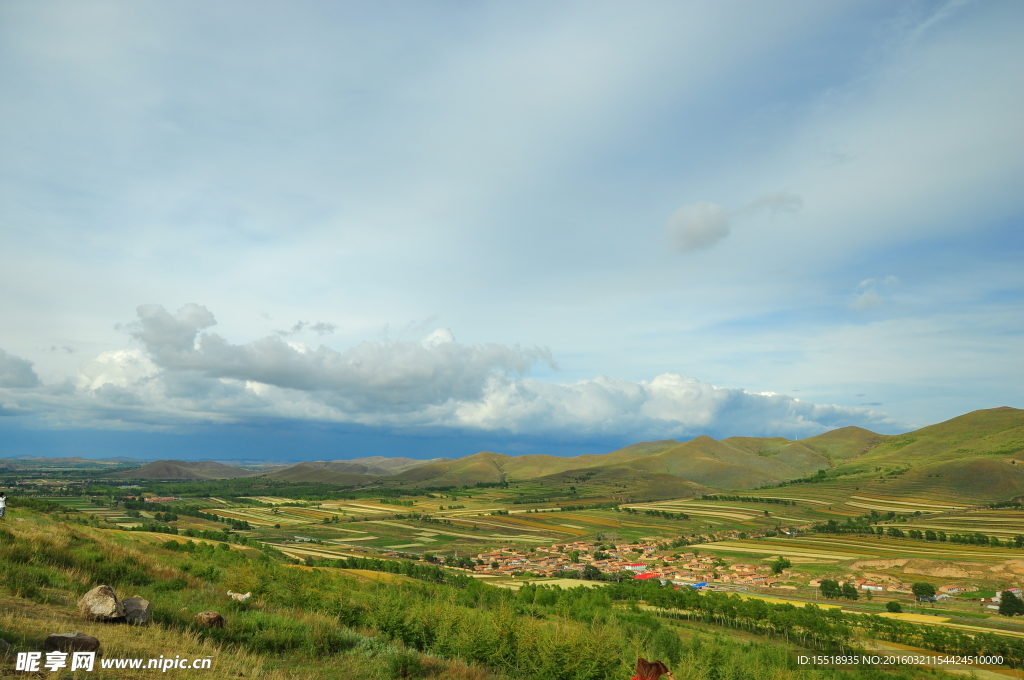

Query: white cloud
<box><xmin>667</xmin><ymin>192</ymin><xmax>803</xmax><ymax>254</ymax></box>
<box><xmin>0</xmin><ymin>304</ymin><xmax>894</xmax><ymax>439</ymax></box>
<box><xmin>454</xmin><ymin>372</ymin><xmax>890</xmax><ymax>439</ymax></box>
<box><xmin>0</xmin><ymin>348</ymin><xmax>40</xmax><ymax>388</ymax></box>
<box><xmin>78</xmin><ymin>349</ymin><xmax>159</xmax><ymax>391</ymax></box>
<box><xmin>666</xmin><ymin>202</ymin><xmax>731</xmax><ymax>252</ymax></box>
<box><xmin>851</xmin><ymin>290</ymin><xmax>882</xmax><ymax>310</ymax></box>
<box><xmin>741</xmin><ymin>192</ymin><xmax>804</xmax><ymax>216</ymax></box>
<box><xmin>851</xmin><ymin>275</ymin><xmax>900</xmax><ymax>310</ymax></box>
<box><xmin>131</xmin><ymin>304</ymin><xmax>552</xmax><ymax>410</ymax></box>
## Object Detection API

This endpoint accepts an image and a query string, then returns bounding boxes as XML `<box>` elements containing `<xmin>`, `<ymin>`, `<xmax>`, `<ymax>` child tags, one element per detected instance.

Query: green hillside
<box><xmin>265</xmin><ymin>463</ymin><xmax>375</xmax><ymax>486</ymax></box>
<box><xmin>116</xmin><ymin>460</ymin><xmax>256</xmax><ymax>480</ymax></box>
<box><xmin>386</xmin><ymin>433</ymin><xmax>831</xmax><ymax>490</ymax></box>
<box><xmin>848</xmin><ymin>406</ymin><xmax>1024</xmax><ymax>468</ymax></box>
<box><xmin>819</xmin><ymin>407</ymin><xmax>1024</xmax><ymax>501</ymax></box>
<box><xmin>380</xmin><ymin>408</ymin><xmax>1024</xmax><ymax>499</ymax></box>
<box><xmin>797</xmin><ymin>426</ymin><xmax>889</xmax><ymax>463</ymax></box>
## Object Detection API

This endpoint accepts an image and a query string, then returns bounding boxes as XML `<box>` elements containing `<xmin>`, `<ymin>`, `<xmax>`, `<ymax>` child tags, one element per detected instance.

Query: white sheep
<box><xmin>226</xmin><ymin>591</ymin><xmax>251</xmax><ymax>602</ymax></box>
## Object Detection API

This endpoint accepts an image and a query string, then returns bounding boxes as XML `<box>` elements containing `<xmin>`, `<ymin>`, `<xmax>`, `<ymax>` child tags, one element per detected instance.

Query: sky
<box><xmin>1</xmin><ymin>1</ymin><xmax>1022</xmax><ymax>461</ymax></box>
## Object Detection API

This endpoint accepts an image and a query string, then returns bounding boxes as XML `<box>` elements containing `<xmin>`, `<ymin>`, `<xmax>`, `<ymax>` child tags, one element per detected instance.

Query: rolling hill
<box><xmin>384</xmin><ymin>435</ymin><xmax>831</xmax><ymax>490</ymax></box>
<box><xmin>264</xmin><ymin>456</ymin><xmax>451</xmax><ymax>485</ymax></box>
<box><xmin>825</xmin><ymin>406</ymin><xmax>1024</xmax><ymax>500</ymax></box>
<box><xmin>264</xmin><ymin>463</ymin><xmax>376</xmax><ymax>486</ymax></box>
<box><xmin>380</xmin><ymin>407</ymin><xmax>1024</xmax><ymax>497</ymax></box>
<box><xmin>116</xmin><ymin>460</ymin><xmax>257</xmax><ymax>480</ymax></box>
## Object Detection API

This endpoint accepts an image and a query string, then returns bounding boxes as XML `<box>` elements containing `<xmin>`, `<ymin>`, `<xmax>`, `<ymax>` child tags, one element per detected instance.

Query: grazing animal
<box><xmin>227</xmin><ymin>591</ymin><xmax>252</xmax><ymax>602</ymax></box>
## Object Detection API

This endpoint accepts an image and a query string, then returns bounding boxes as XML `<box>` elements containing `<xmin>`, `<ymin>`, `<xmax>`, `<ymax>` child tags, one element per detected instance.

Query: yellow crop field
<box><xmin>500</xmin><ymin>517</ymin><xmax>589</xmax><ymax>535</ymax></box>
<box><xmin>239</xmin><ymin>496</ymin><xmax>294</xmax><ymax>504</ymax></box>
<box><xmin>562</xmin><ymin>514</ymin><xmax>622</xmax><ymax>528</ymax></box>
<box><xmin>849</xmin><ymin>495</ymin><xmax>967</xmax><ymax>510</ymax></box>
<box><xmin>749</xmin><ymin>496</ymin><xmax>831</xmax><ymax>505</ymax></box>
<box><xmin>845</xmin><ymin>501</ymin><xmax>942</xmax><ymax>513</ymax></box>
<box><xmin>734</xmin><ymin>594</ymin><xmax>841</xmax><ymax>609</ymax></box>
<box><xmin>874</xmin><ymin>613</ymin><xmax>951</xmax><ymax>623</ymax></box>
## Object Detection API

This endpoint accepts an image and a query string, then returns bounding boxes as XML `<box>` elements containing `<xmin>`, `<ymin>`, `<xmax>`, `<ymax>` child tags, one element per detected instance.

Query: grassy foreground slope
<box><xmin>0</xmin><ymin>508</ymin><xmax>968</xmax><ymax>680</ymax></box>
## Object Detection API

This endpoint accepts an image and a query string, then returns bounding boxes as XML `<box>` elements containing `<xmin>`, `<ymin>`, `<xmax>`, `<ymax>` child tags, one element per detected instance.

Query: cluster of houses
<box><xmin>469</xmin><ymin>540</ymin><xmax>776</xmax><ymax>585</ymax></box>
<box><xmin>809</xmin><ymin>577</ymin><xmax>906</xmax><ymax>593</ymax></box>
<box><xmin>981</xmin><ymin>587</ymin><xmax>1022</xmax><ymax>609</ymax></box>
<box><xmin>464</xmin><ymin>541</ymin><xmax>1012</xmax><ymax>603</ymax></box>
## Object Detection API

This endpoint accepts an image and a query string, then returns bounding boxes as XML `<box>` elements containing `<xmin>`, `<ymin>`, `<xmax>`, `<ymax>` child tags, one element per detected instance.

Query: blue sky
<box><xmin>1</xmin><ymin>1</ymin><xmax>1022</xmax><ymax>461</ymax></box>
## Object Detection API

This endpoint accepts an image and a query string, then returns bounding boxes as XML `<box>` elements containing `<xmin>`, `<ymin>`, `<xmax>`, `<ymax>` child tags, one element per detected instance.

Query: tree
<box><xmin>569</xmin><ymin>550</ymin><xmax>580</xmax><ymax>564</ymax></box>
<box><xmin>925</xmin><ymin>530</ymin><xmax>937</xmax><ymax>541</ymax></box>
<box><xmin>911</xmin><ymin>582</ymin><xmax>936</xmax><ymax>600</ymax></box>
<box><xmin>999</xmin><ymin>591</ymin><xmax>1024</xmax><ymax>617</ymax></box>
<box><xmin>770</xmin><ymin>557</ymin><xmax>792</xmax><ymax>574</ymax></box>
<box><xmin>649</xmin><ymin>627</ymin><xmax>684</xmax><ymax>665</ymax></box>
<box><xmin>841</xmin><ymin>583</ymin><xmax>859</xmax><ymax>600</ymax></box>
<box><xmin>819</xmin><ymin>579</ymin><xmax>841</xmax><ymax>599</ymax></box>
<box><xmin>886</xmin><ymin>601</ymin><xmax>902</xmax><ymax>613</ymax></box>
<box><xmin>582</xmin><ymin>565</ymin><xmax>602</xmax><ymax>580</ymax></box>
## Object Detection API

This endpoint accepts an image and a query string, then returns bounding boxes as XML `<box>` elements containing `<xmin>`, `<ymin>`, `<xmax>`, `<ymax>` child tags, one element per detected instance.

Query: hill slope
<box><xmin>825</xmin><ymin>406</ymin><xmax>1024</xmax><ymax>501</ymax></box>
<box><xmin>381</xmin><ymin>408</ymin><xmax>1024</xmax><ymax>497</ymax></box>
<box><xmin>264</xmin><ymin>463</ymin><xmax>376</xmax><ymax>486</ymax></box>
<box><xmin>384</xmin><ymin>435</ymin><xmax>831</xmax><ymax>490</ymax></box>
<box><xmin>117</xmin><ymin>460</ymin><xmax>256</xmax><ymax>480</ymax></box>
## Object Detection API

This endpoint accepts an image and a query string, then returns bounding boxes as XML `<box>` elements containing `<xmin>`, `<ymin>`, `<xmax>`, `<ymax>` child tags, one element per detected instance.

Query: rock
<box><xmin>78</xmin><ymin>585</ymin><xmax>125</xmax><ymax>621</ymax></box>
<box><xmin>195</xmin><ymin>611</ymin><xmax>225</xmax><ymax>628</ymax></box>
<box><xmin>43</xmin><ymin>633</ymin><xmax>100</xmax><ymax>653</ymax></box>
<box><xmin>122</xmin><ymin>596</ymin><xmax>151</xmax><ymax>625</ymax></box>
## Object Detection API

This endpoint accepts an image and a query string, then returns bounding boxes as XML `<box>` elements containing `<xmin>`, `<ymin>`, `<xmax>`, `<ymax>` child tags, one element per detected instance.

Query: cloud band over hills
<box><xmin>0</xmin><ymin>304</ymin><xmax>894</xmax><ymax>442</ymax></box>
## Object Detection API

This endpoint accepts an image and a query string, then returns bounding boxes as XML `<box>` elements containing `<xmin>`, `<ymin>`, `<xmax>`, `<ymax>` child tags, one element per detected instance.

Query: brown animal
<box><xmin>227</xmin><ymin>591</ymin><xmax>251</xmax><ymax>602</ymax></box>
<box><xmin>194</xmin><ymin>611</ymin><xmax>226</xmax><ymax>628</ymax></box>
<box><xmin>634</xmin><ymin>658</ymin><xmax>674</xmax><ymax>680</ymax></box>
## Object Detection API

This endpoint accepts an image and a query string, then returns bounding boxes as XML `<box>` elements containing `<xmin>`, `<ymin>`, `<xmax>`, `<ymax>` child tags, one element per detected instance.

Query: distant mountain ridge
<box><xmin>90</xmin><ymin>407</ymin><xmax>1024</xmax><ymax>498</ymax></box>
<box><xmin>265</xmin><ymin>456</ymin><xmax>451</xmax><ymax>485</ymax></box>
<box><xmin>384</xmin><ymin>429</ymin><xmax>872</xmax><ymax>489</ymax></box>
<box><xmin>117</xmin><ymin>460</ymin><xmax>258</xmax><ymax>480</ymax></box>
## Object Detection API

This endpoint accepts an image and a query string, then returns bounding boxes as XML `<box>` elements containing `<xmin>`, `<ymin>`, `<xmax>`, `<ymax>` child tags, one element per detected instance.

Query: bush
<box><xmin>886</xmin><ymin>601</ymin><xmax>902</xmax><ymax>613</ymax></box>
<box><xmin>386</xmin><ymin>651</ymin><xmax>425</xmax><ymax>679</ymax></box>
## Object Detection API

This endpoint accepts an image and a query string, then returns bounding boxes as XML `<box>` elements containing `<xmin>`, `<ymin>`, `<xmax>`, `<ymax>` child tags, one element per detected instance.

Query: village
<box><xmin>461</xmin><ymin>539</ymin><xmax>1012</xmax><ymax>608</ymax></box>
<box><xmin>467</xmin><ymin>539</ymin><xmax>780</xmax><ymax>585</ymax></box>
